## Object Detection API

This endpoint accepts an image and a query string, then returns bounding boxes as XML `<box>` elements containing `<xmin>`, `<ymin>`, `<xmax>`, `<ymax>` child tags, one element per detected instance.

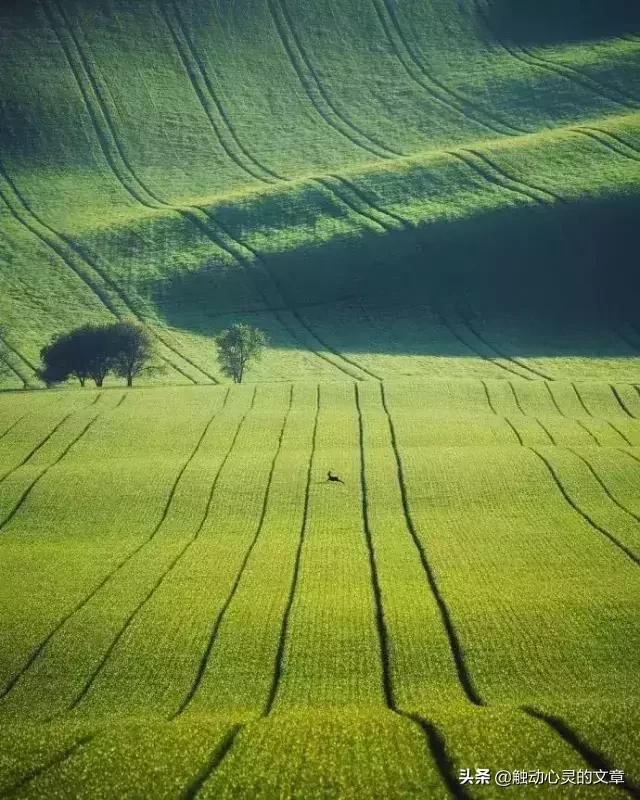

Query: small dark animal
<box><xmin>327</xmin><ymin>470</ymin><xmax>344</xmax><ymax>484</ymax></box>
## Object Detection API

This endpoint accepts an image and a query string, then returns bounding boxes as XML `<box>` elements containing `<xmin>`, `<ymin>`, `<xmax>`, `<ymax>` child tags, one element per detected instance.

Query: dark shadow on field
<box><xmin>482</xmin><ymin>0</ymin><xmax>640</xmax><ymax>45</ymax></box>
<box><xmin>154</xmin><ymin>193</ymin><xmax>640</xmax><ymax>358</ymax></box>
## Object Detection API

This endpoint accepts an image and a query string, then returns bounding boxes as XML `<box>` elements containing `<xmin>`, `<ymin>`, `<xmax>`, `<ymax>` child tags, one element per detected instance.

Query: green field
<box><xmin>1</xmin><ymin>0</ymin><xmax>640</xmax><ymax>797</ymax></box>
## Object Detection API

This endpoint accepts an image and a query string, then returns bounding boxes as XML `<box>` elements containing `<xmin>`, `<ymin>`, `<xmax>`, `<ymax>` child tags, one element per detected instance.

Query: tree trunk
<box><xmin>127</xmin><ymin>373</ymin><xmax>133</xmax><ymax>387</ymax></box>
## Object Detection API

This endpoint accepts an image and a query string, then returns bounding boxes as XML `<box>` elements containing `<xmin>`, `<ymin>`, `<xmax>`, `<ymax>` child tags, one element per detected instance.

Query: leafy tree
<box><xmin>40</xmin><ymin>330</ymin><xmax>91</xmax><ymax>387</ymax></box>
<box><xmin>79</xmin><ymin>324</ymin><xmax>118</xmax><ymax>387</ymax></box>
<box><xmin>109</xmin><ymin>320</ymin><xmax>155</xmax><ymax>387</ymax></box>
<box><xmin>214</xmin><ymin>323</ymin><xmax>268</xmax><ymax>383</ymax></box>
<box><xmin>40</xmin><ymin>322</ymin><xmax>157</xmax><ymax>388</ymax></box>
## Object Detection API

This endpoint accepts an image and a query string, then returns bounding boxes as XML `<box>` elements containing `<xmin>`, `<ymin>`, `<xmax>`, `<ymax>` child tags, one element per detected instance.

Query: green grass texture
<box><xmin>0</xmin><ymin>382</ymin><xmax>639</xmax><ymax>797</ymax></box>
<box><xmin>1</xmin><ymin>0</ymin><xmax>639</xmax><ymax>387</ymax></box>
<box><xmin>1</xmin><ymin>1</ymin><xmax>640</xmax><ymax>797</ymax></box>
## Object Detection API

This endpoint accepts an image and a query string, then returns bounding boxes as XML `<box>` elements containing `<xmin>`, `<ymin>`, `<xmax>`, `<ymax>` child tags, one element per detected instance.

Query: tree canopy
<box><xmin>214</xmin><ymin>323</ymin><xmax>268</xmax><ymax>383</ymax></box>
<box><xmin>39</xmin><ymin>321</ymin><xmax>156</xmax><ymax>387</ymax></box>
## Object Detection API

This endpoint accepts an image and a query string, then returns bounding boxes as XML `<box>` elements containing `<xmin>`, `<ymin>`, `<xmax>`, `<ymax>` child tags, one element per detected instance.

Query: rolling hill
<box><xmin>1</xmin><ymin>1</ymin><xmax>640</xmax><ymax>798</ymax></box>
<box><xmin>1</xmin><ymin>0</ymin><xmax>640</xmax><ymax>387</ymax></box>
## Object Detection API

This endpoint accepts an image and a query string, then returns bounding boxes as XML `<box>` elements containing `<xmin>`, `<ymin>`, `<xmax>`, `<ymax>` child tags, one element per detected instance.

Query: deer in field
<box><xmin>327</xmin><ymin>470</ymin><xmax>344</xmax><ymax>484</ymax></box>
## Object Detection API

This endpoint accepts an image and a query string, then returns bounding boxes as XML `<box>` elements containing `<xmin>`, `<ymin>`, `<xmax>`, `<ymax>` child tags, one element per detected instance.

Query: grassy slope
<box><xmin>1</xmin><ymin>0</ymin><xmax>639</xmax><ymax>385</ymax></box>
<box><xmin>1</xmin><ymin>0</ymin><xmax>640</xmax><ymax>796</ymax></box>
<box><xmin>0</xmin><ymin>384</ymin><xmax>638</xmax><ymax>797</ymax></box>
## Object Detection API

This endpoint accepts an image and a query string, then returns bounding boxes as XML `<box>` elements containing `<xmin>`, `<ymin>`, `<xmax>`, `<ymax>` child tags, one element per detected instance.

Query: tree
<box><xmin>80</xmin><ymin>324</ymin><xmax>119</xmax><ymax>387</ymax></box>
<box><xmin>40</xmin><ymin>321</ymin><xmax>157</xmax><ymax>388</ymax></box>
<box><xmin>40</xmin><ymin>330</ymin><xmax>91</xmax><ymax>387</ymax></box>
<box><xmin>214</xmin><ymin>323</ymin><xmax>268</xmax><ymax>383</ymax></box>
<box><xmin>109</xmin><ymin>320</ymin><xmax>155</xmax><ymax>387</ymax></box>
<box><xmin>40</xmin><ymin>324</ymin><xmax>116</xmax><ymax>387</ymax></box>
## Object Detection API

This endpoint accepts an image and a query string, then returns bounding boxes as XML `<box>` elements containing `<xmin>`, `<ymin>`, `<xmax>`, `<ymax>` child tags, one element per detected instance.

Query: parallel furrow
<box><xmin>523</xmin><ymin>709</ymin><xmax>640</xmax><ymax>799</ymax></box>
<box><xmin>43</xmin><ymin>0</ymin><xmax>221</xmax><ymax>383</ymax></box>
<box><xmin>0</xmin><ymin>408</ymin><xmax>106</xmax><ymax>532</ymax></box>
<box><xmin>171</xmin><ymin>386</ymin><xmax>294</xmax><ymax>717</ymax></box>
<box><xmin>0</xmin><ymin>158</ymin><xmax>200</xmax><ymax>385</ymax></box>
<box><xmin>0</xmin><ymin>733</ymin><xmax>96</xmax><ymax>799</ymax></box>
<box><xmin>528</xmin><ymin>448</ymin><xmax>639</xmax><ymax>566</ymax></box>
<box><xmin>159</xmin><ymin>0</ymin><xmax>281</xmax><ymax>184</ymax></box>
<box><xmin>465</xmin><ymin>148</ymin><xmax>564</xmax><ymax>204</ymax></box>
<box><xmin>372</xmin><ymin>0</ymin><xmax>526</xmax><ymax>137</ymax></box>
<box><xmin>264</xmin><ymin>385</ymin><xmax>319</xmax><ymax>713</ymax></box>
<box><xmin>48</xmin><ymin>0</ymin><xmax>369</xmax><ymax>382</ymax></box>
<box><xmin>568</xmin><ymin>448</ymin><xmax>640</xmax><ymax>524</ymax></box>
<box><xmin>0</xmin><ymin>410</ymin><xmax>80</xmax><ymax>485</ymax></box>
<box><xmin>379</xmin><ymin>383</ymin><xmax>484</xmax><ymax>706</ymax></box>
<box><xmin>431</xmin><ymin>301</ymin><xmax>532</xmax><ymax>380</ymax></box>
<box><xmin>0</xmin><ymin>334</ymin><xmax>37</xmax><ymax>387</ymax></box>
<box><xmin>474</xmin><ymin>0</ymin><xmax>639</xmax><ymax>110</ymax></box>
<box><xmin>66</xmin><ymin>390</ymin><xmax>255</xmax><ymax>712</ymax></box>
<box><xmin>0</xmin><ymin>392</ymin><xmax>228</xmax><ymax>701</ymax></box>
<box><xmin>265</xmin><ymin>0</ymin><xmax>401</xmax><ymax>159</ymax></box>
<box><xmin>355</xmin><ymin>383</ymin><xmax>475</xmax><ymax>798</ymax></box>
<box><xmin>572</xmin><ymin>127</ymin><xmax>640</xmax><ymax>163</ymax></box>
<box><xmin>312</xmin><ymin>178</ymin><xmax>388</xmax><ymax>233</ymax></box>
<box><xmin>329</xmin><ymin>174</ymin><xmax>410</xmax><ymax>228</ymax></box>
<box><xmin>462</xmin><ymin>313</ymin><xmax>553</xmax><ymax>380</ymax></box>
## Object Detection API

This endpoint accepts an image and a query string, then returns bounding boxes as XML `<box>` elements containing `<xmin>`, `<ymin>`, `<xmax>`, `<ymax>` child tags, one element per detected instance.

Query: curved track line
<box><xmin>66</xmin><ymin>390</ymin><xmax>256</xmax><ymax>713</ymax></box>
<box><xmin>568</xmin><ymin>448</ymin><xmax>640</xmax><ymax>524</ymax></box>
<box><xmin>528</xmin><ymin>447</ymin><xmax>639</xmax><ymax>566</ymax></box>
<box><xmin>545</xmin><ymin>382</ymin><xmax>566</xmax><ymax>416</ymax></box>
<box><xmin>0</xmin><ymin>409</ymin><xmax>82</xmax><ymax>485</ymax></box>
<box><xmin>518</xmin><ymin>44</ymin><xmax>640</xmax><ymax>108</ymax></box>
<box><xmin>265</xmin><ymin>0</ymin><xmax>401</xmax><ymax>159</ymax></box>
<box><xmin>430</xmin><ymin>301</ymin><xmax>531</xmax><ymax>380</ymax></box>
<box><xmin>572</xmin><ymin>127</ymin><xmax>640</xmax><ymax>163</ymax></box>
<box><xmin>0</xmin><ymin>335</ymin><xmax>37</xmax><ymax>387</ymax></box>
<box><xmin>48</xmin><ymin>0</ymin><xmax>366</xmax><ymax>383</ymax></box>
<box><xmin>473</xmin><ymin>0</ymin><xmax>639</xmax><ymax>110</ymax></box>
<box><xmin>159</xmin><ymin>0</ymin><xmax>281</xmax><ymax>184</ymax></box>
<box><xmin>0</xmin><ymin>354</ymin><xmax>26</xmax><ymax>389</ymax></box>
<box><xmin>508</xmin><ymin>382</ymin><xmax>526</xmax><ymax>413</ymax></box>
<box><xmin>610</xmin><ymin>384</ymin><xmax>637</xmax><ymax>418</ymax></box>
<box><xmin>619</xmin><ymin>448</ymin><xmax>640</xmax><ymax>467</ymax></box>
<box><xmin>446</xmin><ymin>149</ymin><xmax>544</xmax><ymax>206</ymax></box>
<box><xmin>466</xmin><ymin>148</ymin><xmax>564</xmax><ymax>203</ymax></box>
<box><xmin>313</xmin><ymin>178</ymin><xmax>388</xmax><ymax>233</ymax></box>
<box><xmin>355</xmin><ymin>383</ymin><xmax>393</xmax><ymax>705</ymax></box>
<box><xmin>43</xmin><ymin>0</ymin><xmax>223</xmax><ymax>383</ymax></box>
<box><xmin>0</xmin><ymin>161</ymin><xmax>200</xmax><ymax>385</ymax></box>
<box><xmin>371</xmin><ymin>0</ymin><xmax>525</xmax><ymax>137</ymax></box>
<box><xmin>355</xmin><ymin>383</ymin><xmax>477</xmax><ymax>798</ymax></box>
<box><xmin>608</xmin><ymin>421</ymin><xmax>634</xmax><ymax>446</ymax></box>
<box><xmin>172</xmin><ymin>386</ymin><xmax>294</xmax><ymax>717</ymax></box>
<box><xmin>0</xmin><ymin>391</ymin><xmax>228</xmax><ymax>702</ymax></box>
<box><xmin>0</xmin><ymin>414</ymin><xmax>28</xmax><ymax>443</ymax></box>
<box><xmin>575</xmin><ymin>419</ymin><xmax>601</xmax><ymax>446</ymax></box>
<box><xmin>504</xmin><ymin>417</ymin><xmax>524</xmax><ymax>445</ymax></box>
<box><xmin>379</xmin><ymin>382</ymin><xmax>484</xmax><ymax>705</ymax></box>
<box><xmin>180</xmin><ymin>725</ymin><xmax>243</xmax><ymax>800</ymax></box>
<box><xmin>524</xmin><ymin>708</ymin><xmax>640</xmax><ymax>799</ymax></box>
<box><xmin>264</xmin><ymin>384</ymin><xmax>319</xmax><ymax>713</ymax></box>
<box><xmin>0</xmin><ymin>409</ymin><xmax>105</xmax><ymax>532</ymax></box>
<box><xmin>535</xmin><ymin>418</ymin><xmax>556</xmax><ymax>444</ymax></box>
<box><xmin>462</xmin><ymin>314</ymin><xmax>552</xmax><ymax>379</ymax></box>
<box><xmin>329</xmin><ymin>174</ymin><xmax>410</xmax><ymax>228</ymax></box>
<box><xmin>0</xmin><ymin>732</ymin><xmax>96</xmax><ymax>799</ymax></box>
